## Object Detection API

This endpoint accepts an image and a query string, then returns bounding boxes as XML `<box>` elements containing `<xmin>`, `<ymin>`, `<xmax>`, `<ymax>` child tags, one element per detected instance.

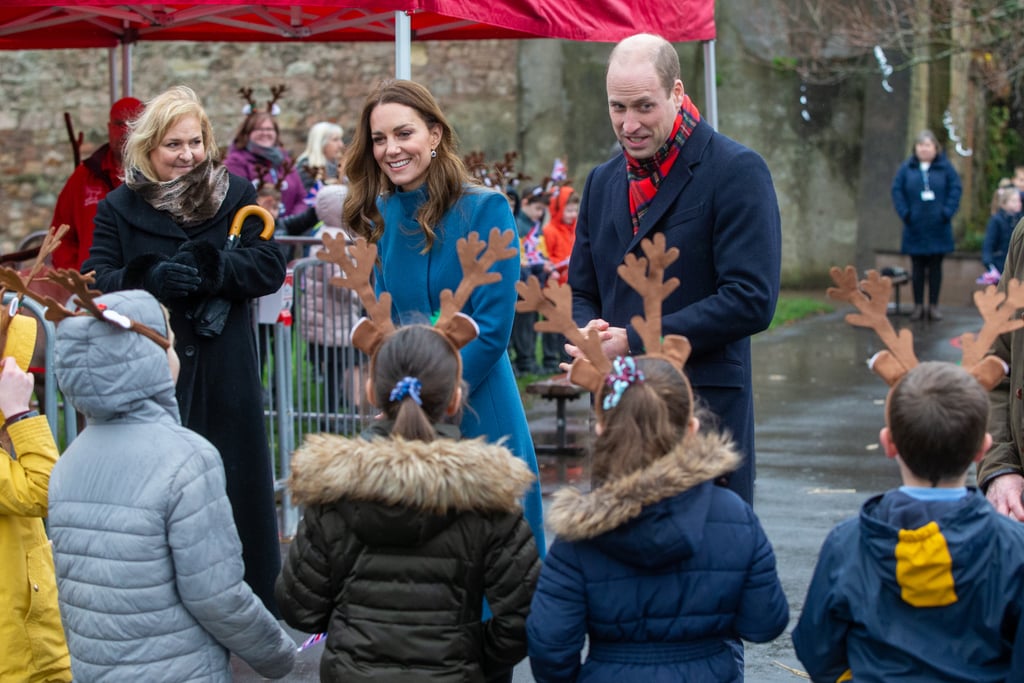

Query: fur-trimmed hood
<box><xmin>289</xmin><ymin>433</ymin><xmax>536</xmax><ymax>515</ymax></box>
<box><xmin>547</xmin><ymin>432</ymin><xmax>741</xmax><ymax>563</ymax></box>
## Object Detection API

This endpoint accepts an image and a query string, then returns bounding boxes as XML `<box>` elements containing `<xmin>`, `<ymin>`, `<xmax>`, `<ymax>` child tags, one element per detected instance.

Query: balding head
<box><xmin>608</xmin><ymin>33</ymin><xmax>681</xmax><ymax>96</ymax></box>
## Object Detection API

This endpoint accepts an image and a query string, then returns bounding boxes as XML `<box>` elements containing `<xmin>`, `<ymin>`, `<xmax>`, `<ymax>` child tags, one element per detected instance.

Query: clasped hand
<box><xmin>145</xmin><ymin>253</ymin><xmax>202</xmax><ymax>300</ymax></box>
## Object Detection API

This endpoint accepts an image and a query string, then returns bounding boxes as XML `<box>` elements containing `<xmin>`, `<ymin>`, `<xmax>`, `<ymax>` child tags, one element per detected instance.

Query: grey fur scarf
<box><xmin>127</xmin><ymin>158</ymin><xmax>229</xmax><ymax>228</ymax></box>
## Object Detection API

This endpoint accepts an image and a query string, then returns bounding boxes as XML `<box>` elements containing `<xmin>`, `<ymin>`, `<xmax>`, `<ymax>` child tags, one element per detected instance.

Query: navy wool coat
<box><xmin>568</xmin><ymin>119</ymin><xmax>782</xmax><ymax>504</ymax></box>
<box><xmin>890</xmin><ymin>152</ymin><xmax>962</xmax><ymax>255</ymax></box>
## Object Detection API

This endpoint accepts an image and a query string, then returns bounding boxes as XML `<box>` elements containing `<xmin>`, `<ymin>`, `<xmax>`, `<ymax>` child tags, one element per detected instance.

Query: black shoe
<box><xmin>909</xmin><ymin>305</ymin><xmax>924</xmax><ymax>321</ymax></box>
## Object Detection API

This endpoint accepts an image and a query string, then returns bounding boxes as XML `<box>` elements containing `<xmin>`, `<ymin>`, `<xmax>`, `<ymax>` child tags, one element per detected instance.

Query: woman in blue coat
<box><xmin>342</xmin><ymin>79</ymin><xmax>544</xmax><ymax>550</ymax></box>
<box><xmin>890</xmin><ymin>129</ymin><xmax>962</xmax><ymax>320</ymax></box>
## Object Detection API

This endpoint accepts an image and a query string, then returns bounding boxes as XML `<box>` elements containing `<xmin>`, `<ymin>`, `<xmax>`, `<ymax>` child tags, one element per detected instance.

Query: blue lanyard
<box><xmin>919</xmin><ymin>166</ymin><xmax>931</xmax><ymax>191</ymax></box>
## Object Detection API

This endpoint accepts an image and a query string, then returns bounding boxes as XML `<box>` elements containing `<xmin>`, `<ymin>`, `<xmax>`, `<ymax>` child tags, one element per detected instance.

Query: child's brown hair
<box><xmin>592</xmin><ymin>356</ymin><xmax>694</xmax><ymax>483</ymax></box>
<box><xmin>887</xmin><ymin>361</ymin><xmax>989</xmax><ymax>485</ymax></box>
<box><xmin>369</xmin><ymin>324</ymin><xmax>463</xmax><ymax>441</ymax></box>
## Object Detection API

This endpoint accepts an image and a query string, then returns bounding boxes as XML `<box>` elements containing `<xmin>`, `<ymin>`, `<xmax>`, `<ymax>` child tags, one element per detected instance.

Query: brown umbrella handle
<box><xmin>229</xmin><ymin>204</ymin><xmax>275</xmax><ymax>241</ymax></box>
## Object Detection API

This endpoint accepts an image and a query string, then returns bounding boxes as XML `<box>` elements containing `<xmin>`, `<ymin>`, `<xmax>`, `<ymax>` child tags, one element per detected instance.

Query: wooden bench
<box><xmin>525</xmin><ymin>376</ymin><xmax>589</xmax><ymax>489</ymax></box>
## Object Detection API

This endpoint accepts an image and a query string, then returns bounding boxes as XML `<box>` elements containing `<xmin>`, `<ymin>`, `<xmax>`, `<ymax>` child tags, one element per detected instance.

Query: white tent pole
<box><xmin>702</xmin><ymin>39</ymin><xmax>718</xmax><ymax>130</ymax></box>
<box><xmin>122</xmin><ymin>41</ymin><xmax>132</xmax><ymax>97</ymax></box>
<box><xmin>108</xmin><ymin>47</ymin><xmax>117</xmax><ymax>103</ymax></box>
<box><xmin>394</xmin><ymin>11</ymin><xmax>411</xmax><ymax>79</ymax></box>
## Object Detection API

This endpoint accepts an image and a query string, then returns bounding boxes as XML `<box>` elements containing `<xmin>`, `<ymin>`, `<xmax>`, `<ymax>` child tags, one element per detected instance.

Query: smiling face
<box><xmin>248</xmin><ymin>113</ymin><xmax>278</xmax><ymax>149</ymax></box>
<box><xmin>607</xmin><ymin>56</ymin><xmax>684</xmax><ymax>160</ymax></box>
<box><xmin>370</xmin><ymin>102</ymin><xmax>441</xmax><ymax>191</ymax></box>
<box><xmin>149</xmin><ymin>115</ymin><xmax>206</xmax><ymax>182</ymax></box>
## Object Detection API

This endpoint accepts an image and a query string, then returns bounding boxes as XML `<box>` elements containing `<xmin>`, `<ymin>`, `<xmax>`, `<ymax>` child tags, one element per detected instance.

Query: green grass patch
<box><xmin>769</xmin><ymin>295</ymin><xmax>834</xmax><ymax>329</ymax></box>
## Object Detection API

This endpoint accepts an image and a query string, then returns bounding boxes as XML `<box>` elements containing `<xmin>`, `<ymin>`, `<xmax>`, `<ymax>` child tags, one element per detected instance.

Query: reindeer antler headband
<box><xmin>0</xmin><ymin>224</ymin><xmax>67</xmax><ymax>354</ymax></box>
<box><xmin>316</xmin><ymin>227</ymin><xmax>518</xmax><ymax>357</ymax></box>
<box><xmin>516</xmin><ymin>233</ymin><xmax>692</xmax><ymax>395</ymax></box>
<box><xmin>239</xmin><ymin>84</ymin><xmax>287</xmax><ymax>116</ymax></box>
<box><xmin>0</xmin><ymin>225</ymin><xmax>171</xmax><ymax>351</ymax></box>
<box><xmin>827</xmin><ymin>265</ymin><xmax>1020</xmax><ymax>389</ymax></box>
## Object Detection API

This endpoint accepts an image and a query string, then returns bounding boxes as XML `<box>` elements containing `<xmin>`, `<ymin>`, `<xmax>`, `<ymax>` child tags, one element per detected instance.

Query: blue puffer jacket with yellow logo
<box><xmin>793</xmin><ymin>489</ymin><xmax>1024</xmax><ymax>683</ymax></box>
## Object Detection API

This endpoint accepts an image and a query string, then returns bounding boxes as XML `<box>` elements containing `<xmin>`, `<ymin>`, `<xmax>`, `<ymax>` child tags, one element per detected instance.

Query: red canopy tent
<box><xmin>0</xmin><ymin>1</ymin><xmax>719</xmax><ymax>125</ymax></box>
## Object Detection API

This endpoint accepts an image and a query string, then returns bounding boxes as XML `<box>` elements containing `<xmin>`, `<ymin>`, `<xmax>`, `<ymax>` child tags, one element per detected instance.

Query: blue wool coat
<box><xmin>890</xmin><ymin>152</ymin><xmax>962</xmax><ymax>255</ymax></box>
<box><xmin>375</xmin><ymin>185</ymin><xmax>545</xmax><ymax>549</ymax></box>
<box><xmin>982</xmin><ymin>209</ymin><xmax>1019</xmax><ymax>272</ymax></box>
<box><xmin>527</xmin><ymin>433</ymin><xmax>789</xmax><ymax>683</ymax></box>
<box><xmin>568</xmin><ymin>119</ymin><xmax>782</xmax><ymax>505</ymax></box>
<box><xmin>793</xmin><ymin>489</ymin><xmax>1024</xmax><ymax>683</ymax></box>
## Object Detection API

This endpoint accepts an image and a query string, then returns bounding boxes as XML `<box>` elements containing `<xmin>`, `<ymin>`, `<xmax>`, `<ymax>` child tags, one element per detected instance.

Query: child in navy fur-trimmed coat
<box><xmin>527</xmin><ymin>355</ymin><xmax>789</xmax><ymax>682</ymax></box>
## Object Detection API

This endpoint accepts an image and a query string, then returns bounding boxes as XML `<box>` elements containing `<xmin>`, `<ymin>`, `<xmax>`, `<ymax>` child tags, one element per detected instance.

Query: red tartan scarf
<box><xmin>625</xmin><ymin>95</ymin><xmax>701</xmax><ymax>235</ymax></box>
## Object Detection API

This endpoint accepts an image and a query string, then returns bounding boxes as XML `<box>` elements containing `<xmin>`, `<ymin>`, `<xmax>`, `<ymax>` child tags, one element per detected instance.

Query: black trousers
<box><xmin>910</xmin><ymin>253</ymin><xmax>944</xmax><ymax>305</ymax></box>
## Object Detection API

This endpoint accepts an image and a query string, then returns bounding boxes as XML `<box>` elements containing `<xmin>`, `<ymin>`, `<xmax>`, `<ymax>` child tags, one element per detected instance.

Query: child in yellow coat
<box><xmin>0</xmin><ymin>313</ymin><xmax>71</xmax><ymax>682</ymax></box>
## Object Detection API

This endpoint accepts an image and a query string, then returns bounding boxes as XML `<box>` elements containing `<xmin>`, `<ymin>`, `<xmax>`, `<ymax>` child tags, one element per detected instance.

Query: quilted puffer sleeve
<box><xmin>170</xmin><ymin>442</ymin><xmax>295</xmax><ymax>679</ymax></box>
<box><xmin>733</xmin><ymin>506</ymin><xmax>789</xmax><ymax>642</ymax></box>
<box><xmin>275</xmin><ymin>505</ymin><xmax>338</xmax><ymax>634</ymax></box>
<box><xmin>526</xmin><ymin>538</ymin><xmax>586</xmax><ymax>683</ymax></box>
<box><xmin>481</xmin><ymin>512</ymin><xmax>541</xmax><ymax>678</ymax></box>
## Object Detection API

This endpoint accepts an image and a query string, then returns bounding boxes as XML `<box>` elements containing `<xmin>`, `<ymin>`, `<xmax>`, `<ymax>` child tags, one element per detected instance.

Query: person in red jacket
<box><xmin>50</xmin><ymin>97</ymin><xmax>145</xmax><ymax>270</ymax></box>
<box><xmin>543</xmin><ymin>186</ymin><xmax>579</xmax><ymax>283</ymax></box>
<box><xmin>540</xmin><ymin>186</ymin><xmax>579</xmax><ymax>372</ymax></box>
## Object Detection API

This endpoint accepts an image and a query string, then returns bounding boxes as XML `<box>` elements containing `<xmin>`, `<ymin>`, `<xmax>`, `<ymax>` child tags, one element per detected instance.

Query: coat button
<box><xmin>32</xmin><ymin>584</ymin><xmax>39</xmax><ymax>592</ymax></box>
<box><xmin>184</xmin><ymin>346</ymin><xmax>196</xmax><ymax>358</ymax></box>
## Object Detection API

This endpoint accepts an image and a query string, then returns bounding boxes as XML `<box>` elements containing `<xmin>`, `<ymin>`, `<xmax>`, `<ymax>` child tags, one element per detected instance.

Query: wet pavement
<box><xmin>234</xmin><ymin>301</ymin><xmax>986</xmax><ymax>682</ymax></box>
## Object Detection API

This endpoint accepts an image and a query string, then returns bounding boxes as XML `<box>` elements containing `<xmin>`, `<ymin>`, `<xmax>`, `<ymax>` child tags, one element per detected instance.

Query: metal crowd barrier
<box><xmin>16</xmin><ymin>235</ymin><xmax>367</xmax><ymax>538</ymax></box>
<box><xmin>259</xmin><ymin>237</ymin><xmax>371</xmax><ymax>536</ymax></box>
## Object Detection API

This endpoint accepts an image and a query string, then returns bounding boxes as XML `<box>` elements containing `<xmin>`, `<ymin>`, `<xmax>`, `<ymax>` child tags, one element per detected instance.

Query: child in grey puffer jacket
<box><xmin>48</xmin><ymin>289</ymin><xmax>295</xmax><ymax>682</ymax></box>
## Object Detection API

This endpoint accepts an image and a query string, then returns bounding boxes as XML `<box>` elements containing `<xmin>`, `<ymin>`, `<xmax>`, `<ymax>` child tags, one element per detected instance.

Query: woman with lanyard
<box><xmin>891</xmin><ymin>129</ymin><xmax>963</xmax><ymax>321</ymax></box>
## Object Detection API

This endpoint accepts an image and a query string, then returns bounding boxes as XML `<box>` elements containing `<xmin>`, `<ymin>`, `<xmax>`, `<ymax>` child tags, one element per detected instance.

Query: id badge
<box><xmin>921</xmin><ymin>190</ymin><xmax>935</xmax><ymax>201</ymax></box>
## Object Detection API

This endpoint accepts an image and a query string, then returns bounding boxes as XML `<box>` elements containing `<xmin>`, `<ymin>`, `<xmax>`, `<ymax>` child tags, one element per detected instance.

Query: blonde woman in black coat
<box><xmin>82</xmin><ymin>85</ymin><xmax>287</xmax><ymax>614</ymax></box>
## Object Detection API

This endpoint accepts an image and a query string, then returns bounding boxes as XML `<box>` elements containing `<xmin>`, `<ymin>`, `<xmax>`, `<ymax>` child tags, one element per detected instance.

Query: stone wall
<box><xmin>0</xmin><ymin>39</ymin><xmax>520</xmax><ymax>253</ymax></box>
<box><xmin>0</xmin><ymin>0</ymin><xmax>920</xmax><ymax>286</ymax></box>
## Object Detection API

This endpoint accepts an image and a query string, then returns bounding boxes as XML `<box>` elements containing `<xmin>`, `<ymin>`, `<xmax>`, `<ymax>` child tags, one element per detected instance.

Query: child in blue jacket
<box><xmin>982</xmin><ymin>185</ymin><xmax>1022</xmax><ymax>275</ymax></box>
<box><xmin>793</xmin><ymin>362</ymin><xmax>1024</xmax><ymax>682</ymax></box>
<box><xmin>526</xmin><ymin>354</ymin><xmax>789</xmax><ymax>682</ymax></box>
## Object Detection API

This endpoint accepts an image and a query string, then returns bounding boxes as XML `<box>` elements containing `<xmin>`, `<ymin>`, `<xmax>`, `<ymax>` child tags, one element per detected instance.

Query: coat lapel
<box><xmin>626</xmin><ymin>120</ymin><xmax>711</xmax><ymax>253</ymax></box>
<box><xmin>606</xmin><ymin>155</ymin><xmax>635</xmax><ymax>255</ymax></box>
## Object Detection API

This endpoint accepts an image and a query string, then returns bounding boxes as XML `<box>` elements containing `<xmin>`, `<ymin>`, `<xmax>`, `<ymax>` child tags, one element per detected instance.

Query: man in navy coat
<box><xmin>568</xmin><ymin>33</ymin><xmax>781</xmax><ymax>505</ymax></box>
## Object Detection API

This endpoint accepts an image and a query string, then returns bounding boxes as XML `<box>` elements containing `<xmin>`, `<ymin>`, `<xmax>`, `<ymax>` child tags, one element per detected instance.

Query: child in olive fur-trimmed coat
<box><xmin>276</xmin><ymin>324</ymin><xmax>540</xmax><ymax>682</ymax></box>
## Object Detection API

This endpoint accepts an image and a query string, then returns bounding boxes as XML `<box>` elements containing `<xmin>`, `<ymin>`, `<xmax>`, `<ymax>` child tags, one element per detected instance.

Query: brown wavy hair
<box><xmin>591</xmin><ymin>356</ymin><xmax>695</xmax><ymax>484</ymax></box>
<box><xmin>343</xmin><ymin>79</ymin><xmax>473</xmax><ymax>252</ymax></box>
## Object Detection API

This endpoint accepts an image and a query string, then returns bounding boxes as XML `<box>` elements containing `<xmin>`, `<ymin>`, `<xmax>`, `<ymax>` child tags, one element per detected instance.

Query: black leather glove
<box><xmin>144</xmin><ymin>260</ymin><xmax>201</xmax><ymax>300</ymax></box>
